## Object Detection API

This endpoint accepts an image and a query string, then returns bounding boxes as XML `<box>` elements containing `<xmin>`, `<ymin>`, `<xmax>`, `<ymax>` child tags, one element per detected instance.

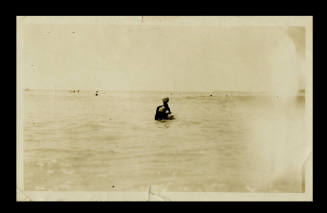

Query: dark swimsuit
<box><xmin>155</xmin><ymin>103</ymin><xmax>171</xmax><ymax>120</ymax></box>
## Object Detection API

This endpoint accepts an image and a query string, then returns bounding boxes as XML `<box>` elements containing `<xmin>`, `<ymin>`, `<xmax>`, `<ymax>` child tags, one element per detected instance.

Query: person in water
<box><xmin>155</xmin><ymin>97</ymin><xmax>173</xmax><ymax>120</ymax></box>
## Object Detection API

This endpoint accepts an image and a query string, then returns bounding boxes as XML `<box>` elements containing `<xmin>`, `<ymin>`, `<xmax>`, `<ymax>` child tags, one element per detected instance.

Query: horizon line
<box><xmin>23</xmin><ymin>88</ymin><xmax>305</xmax><ymax>93</ymax></box>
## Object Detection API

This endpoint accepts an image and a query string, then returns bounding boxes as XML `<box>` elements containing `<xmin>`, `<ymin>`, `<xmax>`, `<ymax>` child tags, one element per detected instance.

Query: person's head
<box><xmin>162</xmin><ymin>97</ymin><xmax>169</xmax><ymax>103</ymax></box>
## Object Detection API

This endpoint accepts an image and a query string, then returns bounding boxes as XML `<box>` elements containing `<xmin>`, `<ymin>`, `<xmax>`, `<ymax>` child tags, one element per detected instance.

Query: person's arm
<box><xmin>165</xmin><ymin>105</ymin><xmax>171</xmax><ymax>114</ymax></box>
<box><xmin>155</xmin><ymin>106</ymin><xmax>161</xmax><ymax>120</ymax></box>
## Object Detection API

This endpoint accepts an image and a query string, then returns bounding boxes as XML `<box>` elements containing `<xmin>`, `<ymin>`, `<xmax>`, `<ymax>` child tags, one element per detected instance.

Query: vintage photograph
<box><xmin>16</xmin><ymin>16</ymin><xmax>312</xmax><ymax>201</ymax></box>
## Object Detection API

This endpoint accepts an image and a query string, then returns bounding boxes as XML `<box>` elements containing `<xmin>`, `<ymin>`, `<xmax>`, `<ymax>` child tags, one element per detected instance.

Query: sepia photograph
<box><xmin>16</xmin><ymin>16</ymin><xmax>313</xmax><ymax>201</ymax></box>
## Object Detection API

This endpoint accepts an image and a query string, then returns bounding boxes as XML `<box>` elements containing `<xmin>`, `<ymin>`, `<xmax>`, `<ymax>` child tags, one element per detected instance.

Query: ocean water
<box><xmin>23</xmin><ymin>90</ymin><xmax>306</xmax><ymax>192</ymax></box>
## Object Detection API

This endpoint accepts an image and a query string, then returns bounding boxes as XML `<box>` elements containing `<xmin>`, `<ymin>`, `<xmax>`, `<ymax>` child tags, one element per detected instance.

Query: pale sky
<box><xmin>21</xmin><ymin>23</ymin><xmax>306</xmax><ymax>93</ymax></box>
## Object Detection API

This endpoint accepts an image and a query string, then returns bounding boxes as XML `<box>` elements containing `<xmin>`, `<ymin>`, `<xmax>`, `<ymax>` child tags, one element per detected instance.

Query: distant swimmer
<box><xmin>155</xmin><ymin>97</ymin><xmax>174</xmax><ymax>120</ymax></box>
<box><xmin>95</xmin><ymin>91</ymin><xmax>99</xmax><ymax>96</ymax></box>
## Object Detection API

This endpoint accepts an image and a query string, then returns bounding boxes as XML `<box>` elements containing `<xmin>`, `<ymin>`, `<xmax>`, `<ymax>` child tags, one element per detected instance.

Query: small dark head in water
<box><xmin>155</xmin><ymin>97</ymin><xmax>173</xmax><ymax>120</ymax></box>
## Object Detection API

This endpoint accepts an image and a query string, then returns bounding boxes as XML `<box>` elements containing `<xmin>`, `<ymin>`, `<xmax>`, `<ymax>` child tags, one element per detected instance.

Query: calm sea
<box><xmin>23</xmin><ymin>90</ymin><xmax>306</xmax><ymax>192</ymax></box>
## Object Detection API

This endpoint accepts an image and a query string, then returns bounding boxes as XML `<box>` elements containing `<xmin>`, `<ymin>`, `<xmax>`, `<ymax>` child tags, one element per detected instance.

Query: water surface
<box><xmin>23</xmin><ymin>90</ymin><xmax>306</xmax><ymax>192</ymax></box>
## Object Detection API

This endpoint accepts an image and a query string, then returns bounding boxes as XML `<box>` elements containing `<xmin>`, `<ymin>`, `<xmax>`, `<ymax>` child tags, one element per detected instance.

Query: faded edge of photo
<box><xmin>17</xmin><ymin>16</ymin><xmax>26</xmax><ymax>201</ymax></box>
<box><xmin>16</xmin><ymin>16</ymin><xmax>313</xmax><ymax>201</ymax></box>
